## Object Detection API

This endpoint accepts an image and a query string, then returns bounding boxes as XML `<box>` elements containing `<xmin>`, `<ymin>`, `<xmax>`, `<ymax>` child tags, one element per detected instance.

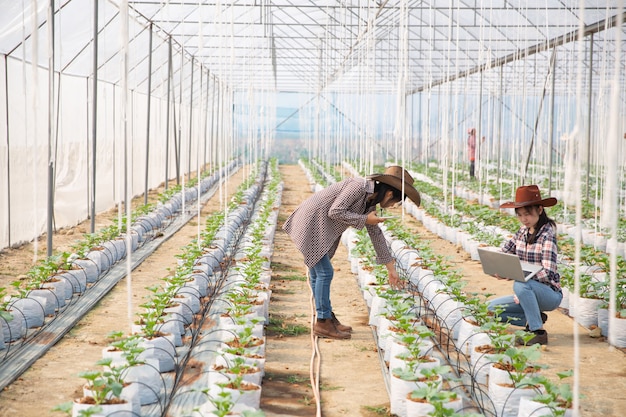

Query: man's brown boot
<box><xmin>331</xmin><ymin>312</ymin><xmax>353</xmax><ymax>333</ymax></box>
<box><xmin>314</xmin><ymin>318</ymin><xmax>351</xmax><ymax>339</ymax></box>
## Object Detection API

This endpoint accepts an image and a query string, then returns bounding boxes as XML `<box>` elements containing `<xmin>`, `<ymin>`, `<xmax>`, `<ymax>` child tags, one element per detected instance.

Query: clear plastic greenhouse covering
<box><xmin>0</xmin><ymin>0</ymin><xmax>624</xmax><ymax>251</ymax></box>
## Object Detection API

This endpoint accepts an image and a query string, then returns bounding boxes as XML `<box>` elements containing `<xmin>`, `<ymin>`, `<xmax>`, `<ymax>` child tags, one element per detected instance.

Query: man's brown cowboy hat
<box><xmin>500</xmin><ymin>184</ymin><xmax>557</xmax><ymax>209</ymax></box>
<box><xmin>367</xmin><ymin>166</ymin><xmax>421</xmax><ymax>206</ymax></box>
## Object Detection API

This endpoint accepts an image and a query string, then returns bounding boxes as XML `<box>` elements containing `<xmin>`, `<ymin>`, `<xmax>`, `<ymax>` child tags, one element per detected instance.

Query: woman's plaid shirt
<box><xmin>283</xmin><ymin>177</ymin><xmax>393</xmax><ymax>268</ymax></box>
<box><xmin>502</xmin><ymin>222</ymin><xmax>561</xmax><ymax>291</ymax></box>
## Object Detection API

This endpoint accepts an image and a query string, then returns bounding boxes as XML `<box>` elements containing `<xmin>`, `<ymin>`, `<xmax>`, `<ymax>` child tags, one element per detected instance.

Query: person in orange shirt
<box><xmin>467</xmin><ymin>128</ymin><xmax>477</xmax><ymax>178</ymax></box>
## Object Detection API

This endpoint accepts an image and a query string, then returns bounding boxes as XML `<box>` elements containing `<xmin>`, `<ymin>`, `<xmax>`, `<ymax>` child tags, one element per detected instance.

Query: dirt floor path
<box><xmin>0</xmin><ymin>163</ymin><xmax>624</xmax><ymax>417</ymax></box>
<box><xmin>263</xmin><ymin>164</ymin><xmax>626</xmax><ymax>417</ymax></box>
<box><xmin>260</xmin><ymin>164</ymin><xmax>390</xmax><ymax>417</ymax></box>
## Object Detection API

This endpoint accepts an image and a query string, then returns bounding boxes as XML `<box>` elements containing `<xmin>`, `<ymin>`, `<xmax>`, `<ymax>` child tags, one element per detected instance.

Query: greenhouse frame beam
<box><xmin>151</xmin><ymin>20</ymin><xmax>588</xmax><ymax>29</ymax></box>
<box><xmin>408</xmin><ymin>11</ymin><xmax>626</xmax><ymax>95</ymax></box>
<box><xmin>60</xmin><ymin>9</ymin><xmax>120</xmax><ymax>75</ymax></box>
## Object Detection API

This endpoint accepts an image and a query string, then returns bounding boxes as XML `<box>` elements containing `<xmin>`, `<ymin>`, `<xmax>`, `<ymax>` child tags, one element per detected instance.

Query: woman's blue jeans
<box><xmin>488</xmin><ymin>279</ymin><xmax>562</xmax><ymax>331</ymax></box>
<box><xmin>309</xmin><ymin>254</ymin><xmax>334</xmax><ymax>320</ymax></box>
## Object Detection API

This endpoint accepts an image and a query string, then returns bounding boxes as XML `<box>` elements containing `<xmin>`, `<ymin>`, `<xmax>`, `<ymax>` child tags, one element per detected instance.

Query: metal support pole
<box><xmin>203</xmin><ymin>70</ymin><xmax>210</xmax><ymax>173</ymax></box>
<box><xmin>497</xmin><ymin>66</ymin><xmax>503</xmax><ymax>188</ymax></box>
<box><xmin>165</xmin><ymin>36</ymin><xmax>172</xmax><ymax>190</ymax></box>
<box><xmin>478</xmin><ymin>69</ymin><xmax>483</xmax><ymax>183</ymax></box>
<box><xmin>176</xmin><ymin>52</ymin><xmax>183</xmax><ymax>185</ymax></box>
<box><xmin>548</xmin><ymin>47</ymin><xmax>557</xmax><ymax>193</ymax></box>
<box><xmin>210</xmin><ymin>75</ymin><xmax>216</xmax><ymax>172</ymax></box>
<box><xmin>144</xmin><ymin>23</ymin><xmax>153</xmax><ymax>205</ymax></box>
<box><xmin>585</xmin><ymin>33</ymin><xmax>594</xmax><ymax>201</ymax></box>
<box><xmin>216</xmin><ymin>82</ymin><xmax>222</xmax><ymax>169</ymax></box>
<box><xmin>90</xmin><ymin>0</ymin><xmax>98</xmax><ymax>233</ymax></box>
<box><xmin>3</xmin><ymin>55</ymin><xmax>11</xmax><ymax>246</ymax></box>
<box><xmin>188</xmin><ymin>58</ymin><xmax>194</xmax><ymax>179</ymax></box>
<box><xmin>46</xmin><ymin>0</ymin><xmax>55</xmax><ymax>257</ymax></box>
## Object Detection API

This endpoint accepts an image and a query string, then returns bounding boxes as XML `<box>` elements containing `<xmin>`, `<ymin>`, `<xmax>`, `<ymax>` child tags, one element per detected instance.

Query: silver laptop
<box><xmin>477</xmin><ymin>248</ymin><xmax>542</xmax><ymax>282</ymax></box>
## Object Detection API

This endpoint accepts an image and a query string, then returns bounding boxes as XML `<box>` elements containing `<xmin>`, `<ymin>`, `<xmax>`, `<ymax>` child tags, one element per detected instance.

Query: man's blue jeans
<box><xmin>489</xmin><ymin>279</ymin><xmax>562</xmax><ymax>331</ymax></box>
<box><xmin>309</xmin><ymin>254</ymin><xmax>334</xmax><ymax>320</ymax></box>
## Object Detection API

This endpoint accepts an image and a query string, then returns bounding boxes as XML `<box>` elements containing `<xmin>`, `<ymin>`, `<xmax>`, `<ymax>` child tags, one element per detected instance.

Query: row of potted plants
<box><xmin>391</xmin><ymin>163</ymin><xmax>626</xmax><ymax>348</ymax></box>
<box><xmin>412</xmin><ymin>159</ymin><xmax>619</xmax><ymax>230</ymax></box>
<box><xmin>152</xmin><ymin>161</ymin><xmax>279</xmax><ymax>416</ymax></box>
<box><xmin>181</xmin><ymin>160</ymin><xmax>281</xmax><ymax>416</ymax></box>
<box><xmin>57</xmin><ymin>160</ymin><xmax>281</xmax><ymax>416</ymax></box>
<box><xmin>411</xmin><ymin>159</ymin><xmax>626</xmax><ymax>256</ymax></box>
<box><xmin>194</xmin><ymin>166</ymin><xmax>282</xmax><ymax>417</ymax></box>
<box><xmin>347</xmin><ymin>213</ymin><xmax>576</xmax><ymax>417</ymax></box>
<box><xmin>0</xmin><ymin>161</ymin><xmax>241</xmax><ymax>358</ymax></box>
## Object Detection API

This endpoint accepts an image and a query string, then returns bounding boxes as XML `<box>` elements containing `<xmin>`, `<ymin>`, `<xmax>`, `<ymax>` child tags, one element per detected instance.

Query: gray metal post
<box><xmin>46</xmin><ymin>0</ymin><xmax>55</xmax><ymax>257</ymax></box>
<box><xmin>203</xmin><ymin>70</ymin><xmax>210</xmax><ymax>173</ymax></box>
<box><xmin>90</xmin><ymin>0</ymin><xmax>98</xmax><ymax>233</ymax></box>
<box><xmin>216</xmin><ymin>81</ymin><xmax>222</xmax><ymax>169</ymax></box>
<box><xmin>176</xmin><ymin>52</ymin><xmax>183</xmax><ymax>185</ymax></box>
<box><xmin>548</xmin><ymin>47</ymin><xmax>557</xmax><ymax>193</ymax></box>
<box><xmin>165</xmin><ymin>37</ymin><xmax>172</xmax><ymax>190</ymax></box>
<box><xmin>144</xmin><ymin>23</ymin><xmax>153</xmax><ymax>205</ymax></box>
<box><xmin>497</xmin><ymin>66</ymin><xmax>503</xmax><ymax>187</ymax></box>
<box><xmin>585</xmin><ymin>34</ymin><xmax>594</xmax><ymax>201</ymax></box>
<box><xmin>4</xmin><ymin>55</ymin><xmax>11</xmax><ymax>246</ymax></box>
<box><xmin>478</xmin><ymin>69</ymin><xmax>483</xmax><ymax>182</ymax></box>
<box><xmin>210</xmin><ymin>75</ymin><xmax>217</xmax><ymax>171</ymax></box>
<box><xmin>188</xmin><ymin>58</ymin><xmax>194</xmax><ymax>178</ymax></box>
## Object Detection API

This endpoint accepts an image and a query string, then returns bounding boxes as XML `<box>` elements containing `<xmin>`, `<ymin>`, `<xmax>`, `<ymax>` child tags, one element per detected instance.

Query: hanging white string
<box><xmin>449</xmin><ymin>0</ymin><xmax>462</xmax><ymax>213</ymax></box>
<box><xmin>440</xmin><ymin>1</ymin><xmax>453</xmax><ymax>212</ymax></box>
<box><xmin>179</xmin><ymin>25</ymin><xmax>186</xmax><ymax>217</ymax></box>
<box><xmin>29</xmin><ymin>0</ymin><xmax>39</xmax><ymax>263</ymax></box>
<box><xmin>394</xmin><ymin>0</ymin><xmax>408</xmax><ymax>171</ymax></box>
<box><xmin>604</xmin><ymin>0</ymin><xmax>623</xmax><ymax>349</ymax></box>
<box><xmin>571</xmin><ymin>1</ymin><xmax>590</xmax><ymax>412</ymax></box>
<box><xmin>119</xmin><ymin>0</ymin><xmax>132</xmax><ymax>330</ymax></box>
<box><xmin>197</xmin><ymin>0</ymin><xmax>204</xmax><ymax>246</ymax></box>
<box><xmin>400</xmin><ymin>0</ymin><xmax>409</xmax><ymax>216</ymax></box>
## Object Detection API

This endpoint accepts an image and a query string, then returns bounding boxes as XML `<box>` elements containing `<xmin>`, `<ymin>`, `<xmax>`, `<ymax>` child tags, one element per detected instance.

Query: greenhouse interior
<box><xmin>0</xmin><ymin>1</ymin><xmax>625</xmax><ymax>416</ymax></box>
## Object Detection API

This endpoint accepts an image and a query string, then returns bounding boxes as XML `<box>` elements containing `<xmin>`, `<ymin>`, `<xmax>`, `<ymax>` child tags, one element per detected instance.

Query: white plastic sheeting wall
<box><xmin>0</xmin><ymin>55</ymin><xmax>204</xmax><ymax>249</ymax></box>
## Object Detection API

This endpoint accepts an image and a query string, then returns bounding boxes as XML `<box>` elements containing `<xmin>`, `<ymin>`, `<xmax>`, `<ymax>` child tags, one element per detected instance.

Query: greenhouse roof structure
<box><xmin>0</xmin><ymin>1</ymin><xmax>625</xmax><ymax>253</ymax></box>
<box><xmin>1</xmin><ymin>1</ymin><xmax>623</xmax><ymax>95</ymax></box>
<box><xmin>1</xmin><ymin>5</ymin><xmax>626</xmax><ymax>414</ymax></box>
